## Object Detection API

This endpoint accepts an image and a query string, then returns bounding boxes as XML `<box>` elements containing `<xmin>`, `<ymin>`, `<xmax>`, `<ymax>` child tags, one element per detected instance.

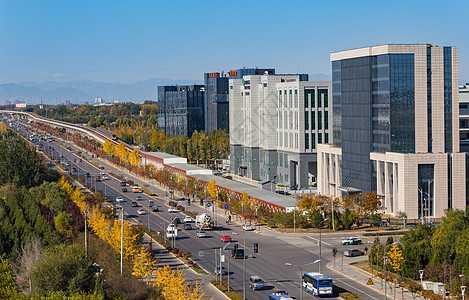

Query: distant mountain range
<box><xmin>0</xmin><ymin>74</ymin><xmax>336</xmax><ymax>105</ymax></box>
<box><xmin>0</xmin><ymin>78</ymin><xmax>203</xmax><ymax>105</ymax></box>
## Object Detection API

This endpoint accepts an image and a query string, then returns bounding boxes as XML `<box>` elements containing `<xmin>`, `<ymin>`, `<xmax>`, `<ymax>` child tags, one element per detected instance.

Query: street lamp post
<box><xmin>233</xmin><ymin>231</ymin><xmax>260</xmax><ymax>300</ymax></box>
<box><xmin>427</xmin><ymin>180</ymin><xmax>433</xmax><ymax>223</ymax></box>
<box><xmin>120</xmin><ymin>207</ymin><xmax>124</xmax><ymax>274</ymax></box>
<box><xmin>384</xmin><ymin>242</ymin><xmax>399</xmax><ymax>299</ymax></box>
<box><xmin>319</xmin><ymin>218</ymin><xmax>330</xmax><ymax>274</ymax></box>
<box><xmin>285</xmin><ymin>259</ymin><xmax>321</xmax><ymax>300</ymax></box>
<box><xmin>418</xmin><ymin>269</ymin><xmax>425</xmax><ymax>287</ymax></box>
<box><xmin>418</xmin><ymin>189</ymin><xmax>424</xmax><ymax>225</ymax></box>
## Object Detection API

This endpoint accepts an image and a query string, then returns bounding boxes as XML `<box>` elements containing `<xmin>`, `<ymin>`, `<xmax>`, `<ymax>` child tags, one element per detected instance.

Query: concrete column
<box><xmin>392</xmin><ymin>163</ymin><xmax>398</xmax><ymax>213</ymax></box>
<box><xmin>335</xmin><ymin>154</ymin><xmax>341</xmax><ymax>198</ymax></box>
<box><xmin>384</xmin><ymin>162</ymin><xmax>391</xmax><ymax>214</ymax></box>
<box><xmin>376</xmin><ymin>160</ymin><xmax>383</xmax><ymax>196</ymax></box>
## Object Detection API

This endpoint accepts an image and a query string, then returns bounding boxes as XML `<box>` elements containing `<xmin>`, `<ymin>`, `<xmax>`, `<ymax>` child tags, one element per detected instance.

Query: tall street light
<box><xmin>285</xmin><ymin>259</ymin><xmax>321</xmax><ymax>300</ymax></box>
<box><xmin>119</xmin><ymin>207</ymin><xmax>124</xmax><ymax>274</ymax></box>
<box><xmin>384</xmin><ymin>242</ymin><xmax>399</xmax><ymax>299</ymax></box>
<box><xmin>319</xmin><ymin>217</ymin><xmax>330</xmax><ymax>274</ymax></box>
<box><xmin>233</xmin><ymin>231</ymin><xmax>260</xmax><ymax>300</ymax></box>
<box><xmin>417</xmin><ymin>188</ymin><xmax>424</xmax><ymax>225</ymax></box>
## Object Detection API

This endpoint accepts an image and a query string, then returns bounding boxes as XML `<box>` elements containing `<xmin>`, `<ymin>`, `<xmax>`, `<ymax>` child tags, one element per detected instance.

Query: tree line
<box><xmin>369</xmin><ymin>209</ymin><xmax>469</xmax><ymax>299</ymax></box>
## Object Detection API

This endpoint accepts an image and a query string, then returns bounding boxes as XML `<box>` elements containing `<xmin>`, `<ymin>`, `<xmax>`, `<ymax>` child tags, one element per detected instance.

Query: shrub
<box><xmin>177</xmin><ymin>250</ymin><xmax>184</xmax><ymax>257</ymax></box>
<box><xmin>171</xmin><ymin>248</ymin><xmax>180</xmax><ymax>254</ymax></box>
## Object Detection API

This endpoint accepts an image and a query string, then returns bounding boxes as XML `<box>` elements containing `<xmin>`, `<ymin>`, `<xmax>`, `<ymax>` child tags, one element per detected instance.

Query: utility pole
<box><xmin>120</xmin><ymin>208</ymin><xmax>124</xmax><ymax>274</ymax></box>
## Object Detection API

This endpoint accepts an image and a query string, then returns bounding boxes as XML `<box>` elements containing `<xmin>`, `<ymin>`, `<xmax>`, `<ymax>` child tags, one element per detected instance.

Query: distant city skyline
<box><xmin>1</xmin><ymin>0</ymin><xmax>468</xmax><ymax>84</ymax></box>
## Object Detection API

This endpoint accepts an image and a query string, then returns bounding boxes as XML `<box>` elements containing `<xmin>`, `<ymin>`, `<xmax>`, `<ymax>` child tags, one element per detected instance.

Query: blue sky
<box><xmin>0</xmin><ymin>0</ymin><xmax>467</xmax><ymax>83</ymax></box>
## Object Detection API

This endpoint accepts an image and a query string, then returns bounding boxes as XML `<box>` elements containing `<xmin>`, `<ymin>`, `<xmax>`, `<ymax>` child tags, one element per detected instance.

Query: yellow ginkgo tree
<box><xmin>387</xmin><ymin>244</ymin><xmax>405</xmax><ymax>273</ymax></box>
<box><xmin>103</xmin><ymin>139</ymin><xmax>115</xmax><ymax>156</ymax></box>
<box><xmin>128</xmin><ymin>149</ymin><xmax>141</xmax><ymax>166</ymax></box>
<box><xmin>155</xmin><ymin>265</ymin><xmax>208</xmax><ymax>300</ymax></box>
<box><xmin>88</xmin><ymin>209</ymin><xmax>110</xmax><ymax>241</ymax></box>
<box><xmin>107</xmin><ymin>219</ymin><xmax>140</xmax><ymax>260</ymax></box>
<box><xmin>133</xmin><ymin>246</ymin><xmax>155</xmax><ymax>279</ymax></box>
<box><xmin>207</xmin><ymin>180</ymin><xmax>217</xmax><ymax>199</ymax></box>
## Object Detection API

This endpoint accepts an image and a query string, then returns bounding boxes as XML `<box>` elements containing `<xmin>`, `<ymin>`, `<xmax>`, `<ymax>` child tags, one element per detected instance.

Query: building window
<box><xmin>319</xmin><ymin>89</ymin><xmax>328</xmax><ymax>108</ymax></box>
<box><xmin>325</xmin><ymin>111</ymin><xmax>329</xmax><ymax>130</ymax></box>
<box><xmin>230</xmin><ymin>86</ymin><xmax>233</xmax><ymax>89</ymax></box>
<box><xmin>318</xmin><ymin>111</ymin><xmax>322</xmax><ymax>130</ymax></box>
<box><xmin>305</xmin><ymin>133</ymin><xmax>309</xmax><ymax>149</ymax></box>
<box><xmin>305</xmin><ymin>89</ymin><xmax>314</xmax><ymax>108</ymax></box>
<box><xmin>245</xmin><ymin>92</ymin><xmax>250</xmax><ymax>95</ymax></box>
<box><xmin>263</xmin><ymin>83</ymin><xmax>267</xmax><ymax>87</ymax></box>
<box><xmin>325</xmin><ymin>133</ymin><xmax>329</xmax><ymax>143</ymax></box>
<box><xmin>305</xmin><ymin>111</ymin><xmax>309</xmax><ymax>130</ymax></box>
<box><xmin>312</xmin><ymin>111</ymin><xmax>315</xmax><ymax>130</ymax></box>
<box><xmin>318</xmin><ymin>133</ymin><xmax>322</xmax><ymax>144</ymax></box>
<box><xmin>312</xmin><ymin>133</ymin><xmax>316</xmax><ymax>149</ymax></box>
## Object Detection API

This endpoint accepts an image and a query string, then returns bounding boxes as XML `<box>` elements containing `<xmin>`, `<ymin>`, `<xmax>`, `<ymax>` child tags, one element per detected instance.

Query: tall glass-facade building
<box><xmin>157</xmin><ymin>85</ymin><xmax>205</xmax><ymax>137</ymax></box>
<box><xmin>319</xmin><ymin>44</ymin><xmax>466</xmax><ymax>220</ymax></box>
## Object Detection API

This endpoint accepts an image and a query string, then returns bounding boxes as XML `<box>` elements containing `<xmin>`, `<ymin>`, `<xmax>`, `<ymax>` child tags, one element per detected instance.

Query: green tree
<box><xmin>0</xmin><ymin>254</ymin><xmax>18</xmax><ymax>299</ymax></box>
<box><xmin>0</xmin><ymin>130</ymin><xmax>51</xmax><ymax>188</ymax></box>
<box><xmin>430</xmin><ymin>209</ymin><xmax>469</xmax><ymax>265</ymax></box>
<box><xmin>31</xmin><ymin>244</ymin><xmax>94</xmax><ymax>295</ymax></box>
<box><xmin>54</xmin><ymin>212</ymin><xmax>75</xmax><ymax>237</ymax></box>
<box><xmin>341</xmin><ymin>208</ymin><xmax>357</xmax><ymax>230</ymax></box>
<box><xmin>400</xmin><ymin>224</ymin><xmax>434</xmax><ymax>278</ymax></box>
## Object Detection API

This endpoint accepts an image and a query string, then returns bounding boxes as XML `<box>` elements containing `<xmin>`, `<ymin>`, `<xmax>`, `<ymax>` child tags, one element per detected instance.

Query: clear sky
<box><xmin>0</xmin><ymin>0</ymin><xmax>467</xmax><ymax>83</ymax></box>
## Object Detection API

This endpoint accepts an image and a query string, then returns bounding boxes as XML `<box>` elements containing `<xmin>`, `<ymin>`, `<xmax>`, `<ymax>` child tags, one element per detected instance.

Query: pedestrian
<box><xmin>364</xmin><ymin>246</ymin><xmax>368</xmax><ymax>254</ymax></box>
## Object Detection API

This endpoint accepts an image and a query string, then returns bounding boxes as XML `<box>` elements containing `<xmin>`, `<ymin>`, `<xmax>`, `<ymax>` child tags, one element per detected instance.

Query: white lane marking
<box><xmin>306</xmin><ymin>236</ymin><xmax>334</xmax><ymax>247</ymax></box>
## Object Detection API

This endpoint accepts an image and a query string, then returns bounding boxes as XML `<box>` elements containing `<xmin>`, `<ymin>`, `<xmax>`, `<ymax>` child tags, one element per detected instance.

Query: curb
<box><xmin>209</xmin><ymin>282</ymin><xmax>234</xmax><ymax>300</ymax></box>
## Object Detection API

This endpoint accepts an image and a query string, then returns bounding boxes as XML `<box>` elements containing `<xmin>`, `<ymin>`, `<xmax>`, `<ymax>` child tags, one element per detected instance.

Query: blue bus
<box><xmin>303</xmin><ymin>272</ymin><xmax>333</xmax><ymax>296</ymax></box>
<box><xmin>268</xmin><ymin>291</ymin><xmax>293</xmax><ymax>300</ymax></box>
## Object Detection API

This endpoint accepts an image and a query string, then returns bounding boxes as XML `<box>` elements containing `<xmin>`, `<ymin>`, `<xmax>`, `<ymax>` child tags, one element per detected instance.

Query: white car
<box><xmin>183</xmin><ymin>216</ymin><xmax>193</xmax><ymax>223</ymax></box>
<box><xmin>116</xmin><ymin>196</ymin><xmax>124</xmax><ymax>203</ymax></box>
<box><xmin>167</xmin><ymin>224</ymin><xmax>177</xmax><ymax>231</ymax></box>
<box><xmin>243</xmin><ymin>224</ymin><xmax>254</xmax><ymax>231</ymax></box>
<box><xmin>137</xmin><ymin>208</ymin><xmax>146</xmax><ymax>215</ymax></box>
<box><xmin>196</xmin><ymin>231</ymin><xmax>207</xmax><ymax>238</ymax></box>
<box><xmin>168</xmin><ymin>207</ymin><xmax>179</xmax><ymax>213</ymax></box>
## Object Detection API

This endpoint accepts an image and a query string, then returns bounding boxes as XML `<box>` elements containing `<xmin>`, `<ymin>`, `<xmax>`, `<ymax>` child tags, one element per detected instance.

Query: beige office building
<box><xmin>318</xmin><ymin>44</ymin><xmax>467</xmax><ymax>220</ymax></box>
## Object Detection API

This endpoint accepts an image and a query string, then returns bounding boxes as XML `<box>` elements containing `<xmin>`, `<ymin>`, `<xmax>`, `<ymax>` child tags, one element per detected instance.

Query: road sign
<box><xmin>206</xmin><ymin>203</ymin><xmax>211</xmax><ymax>207</ymax></box>
<box><xmin>224</xmin><ymin>204</ymin><xmax>229</xmax><ymax>209</ymax></box>
<box><xmin>220</xmin><ymin>255</ymin><xmax>225</xmax><ymax>263</ymax></box>
<box><xmin>366</xmin><ymin>278</ymin><xmax>374</xmax><ymax>285</ymax></box>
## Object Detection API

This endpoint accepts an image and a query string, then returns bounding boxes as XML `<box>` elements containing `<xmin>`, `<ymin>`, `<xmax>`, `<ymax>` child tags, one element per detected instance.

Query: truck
<box><xmin>166</xmin><ymin>228</ymin><xmax>178</xmax><ymax>239</ymax></box>
<box><xmin>195</xmin><ymin>213</ymin><xmax>212</xmax><ymax>230</ymax></box>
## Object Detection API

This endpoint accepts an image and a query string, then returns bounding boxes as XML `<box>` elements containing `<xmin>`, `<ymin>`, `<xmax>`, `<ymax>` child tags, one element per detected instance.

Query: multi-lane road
<box><xmin>15</xmin><ymin>120</ymin><xmax>388</xmax><ymax>300</ymax></box>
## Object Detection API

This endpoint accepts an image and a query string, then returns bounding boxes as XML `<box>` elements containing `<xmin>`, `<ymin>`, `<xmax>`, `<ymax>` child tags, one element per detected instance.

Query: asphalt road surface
<box><xmin>17</xmin><ymin>122</ymin><xmax>391</xmax><ymax>300</ymax></box>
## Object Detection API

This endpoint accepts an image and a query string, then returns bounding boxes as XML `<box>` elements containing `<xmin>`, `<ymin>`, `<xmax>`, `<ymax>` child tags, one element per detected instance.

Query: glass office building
<box><xmin>319</xmin><ymin>44</ymin><xmax>465</xmax><ymax>220</ymax></box>
<box><xmin>157</xmin><ymin>85</ymin><xmax>205</xmax><ymax>137</ymax></box>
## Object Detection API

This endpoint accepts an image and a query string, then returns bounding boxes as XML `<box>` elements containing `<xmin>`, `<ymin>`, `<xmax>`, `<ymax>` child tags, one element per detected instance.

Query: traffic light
<box><xmin>187</xmin><ymin>199</ymin><xmax>191</xmax><ymax>206</ymax></box>
<box><xmin>200</xmin><ymin>199</ymin><xmax>204</xmax><ymax>206</ymax></box>
<box><xmin>253</xmin><ymin>243</ymin><xmax>258</xmax><ymax>253</ymax></box>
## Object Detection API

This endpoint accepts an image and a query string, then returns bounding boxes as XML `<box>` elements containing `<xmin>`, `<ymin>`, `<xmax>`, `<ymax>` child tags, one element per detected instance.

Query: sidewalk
<box><xmin>327</xmin><ymin>258</ymin><xmax>421</xmax><ymax>300</ymax></box>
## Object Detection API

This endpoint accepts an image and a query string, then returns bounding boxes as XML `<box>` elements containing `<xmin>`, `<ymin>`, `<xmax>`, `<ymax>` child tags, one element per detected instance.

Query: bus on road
<box><xmin>303</xmin><ymin>272</ymin><xmax>333</xmax><ymax>296</ymax></box>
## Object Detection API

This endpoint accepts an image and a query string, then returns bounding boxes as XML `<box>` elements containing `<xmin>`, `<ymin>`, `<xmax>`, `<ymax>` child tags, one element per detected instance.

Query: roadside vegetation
<box><xmin>367</xmin><ymin>209</ymin><xmax>469</xmax><ymax>299</ymax></box>
<box><xmin>0</xmin><ymin>123</ymin><xmax>210</xmax><ymax>299</ymax></box>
